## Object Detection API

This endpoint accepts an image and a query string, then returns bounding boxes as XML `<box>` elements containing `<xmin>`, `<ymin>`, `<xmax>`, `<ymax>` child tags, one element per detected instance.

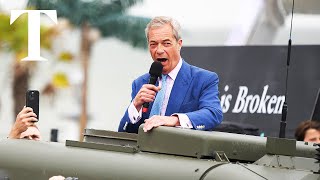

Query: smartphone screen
<box><xmin>26</xmin><ymin>90</ymin><xmax>39</xmax><ymax>122</ymax></box>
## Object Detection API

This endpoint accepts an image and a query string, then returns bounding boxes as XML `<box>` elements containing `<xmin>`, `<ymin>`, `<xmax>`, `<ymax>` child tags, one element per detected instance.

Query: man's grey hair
<box><xmin>145</xmin><ymin>16</ymin><xmax>182</xmax><ymax>42</ymax></box>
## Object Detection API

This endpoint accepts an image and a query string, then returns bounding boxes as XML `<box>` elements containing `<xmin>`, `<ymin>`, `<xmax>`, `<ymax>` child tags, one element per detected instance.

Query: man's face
<box><xmin>148</xmin><ymin>24</ymin><xmax>182</xmax><ymax>74</ymax></box>
<box><xmin>304</xmin><ymin>128</ymin><xmax>320</xmax><ymax>143</ymax></box>
<box><xmin>20</xmin><ymin>126</ymin><xmax>41</xmax><ymax>141</ymax></box>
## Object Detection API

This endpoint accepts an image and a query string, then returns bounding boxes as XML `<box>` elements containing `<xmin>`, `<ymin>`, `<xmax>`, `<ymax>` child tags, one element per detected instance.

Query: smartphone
<box><xmin>26</xmin><ymin>90</ymin><xmax>39</xmax><ymax>122</ymax></box>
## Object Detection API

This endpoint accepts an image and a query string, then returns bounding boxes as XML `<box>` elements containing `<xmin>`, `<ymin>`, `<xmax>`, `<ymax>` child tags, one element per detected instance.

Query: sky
<box><xmin>1</xmin><ymin>0</ymin><xmax>320</xmax><ymax>45</ymax></box>
<box><xmin>128</xmin><ymin>0</ymin><xmax>256</xmax><ymax>29</ymax></box>
<box><xmin>0</xmin><ymin>0</ymin><xmax>256</xmax><ymax>29</ymax></box>
<box><xmin>0</xmin><ymin>0</ymin><xmax>28</xmax><ymax>12</ymax></box>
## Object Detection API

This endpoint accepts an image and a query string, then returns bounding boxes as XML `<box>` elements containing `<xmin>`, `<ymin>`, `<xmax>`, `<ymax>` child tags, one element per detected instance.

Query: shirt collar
<box><xmin>167</xmin><ymin>58</ymin><xmax>182</xmax><ymax>81</ymax></box>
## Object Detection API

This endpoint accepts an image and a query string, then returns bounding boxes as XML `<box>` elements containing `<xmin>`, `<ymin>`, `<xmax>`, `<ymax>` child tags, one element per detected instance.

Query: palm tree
<box><xmin>0</xmin><ymin>12</ymin><xmax>57</xmax><ymax>119</ymax></box>
<box><xmin>27</xmin><ymin>0</ymin><xmax>150</xmax><ymax>140</ymax></box>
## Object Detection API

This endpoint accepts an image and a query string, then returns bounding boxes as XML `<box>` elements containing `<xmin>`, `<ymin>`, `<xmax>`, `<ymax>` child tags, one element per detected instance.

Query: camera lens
<box><xmin>29</xmin><ymin>92</ymin><xmax>34</xmax><ymax>99</ymax></box>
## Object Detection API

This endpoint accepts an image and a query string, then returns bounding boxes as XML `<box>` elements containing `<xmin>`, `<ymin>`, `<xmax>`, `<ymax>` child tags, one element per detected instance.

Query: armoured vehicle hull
<box><xmin>0</xmin><ymin>126</ymin><xmax>319</xmax><ymax>179</ymax></box>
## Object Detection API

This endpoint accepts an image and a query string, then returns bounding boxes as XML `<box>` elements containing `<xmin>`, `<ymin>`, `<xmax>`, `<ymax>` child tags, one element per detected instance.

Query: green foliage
<box><xmin>0</xmin><ymin>13</ymin><xmax>28</xmax><ymax>52</ymax></box>
<box><xmin>28</xmin><ymin>0</ymin><xmax>150</xmax><ymax>48</ymax></box>
<box><xmin>95</xmin><ymin>14</ymin><xmax>149</xmax><ymax>48</ymax></box>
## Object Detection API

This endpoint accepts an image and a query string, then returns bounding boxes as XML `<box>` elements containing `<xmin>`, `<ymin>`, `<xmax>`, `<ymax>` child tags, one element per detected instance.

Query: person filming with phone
<box><xmin>8</xmin><ymin>90</ymin><xmax>41</xmax><ymax>141</ymax></box>
<box><xmin>8</xmin><ymin>106</ymin><xmax>40</xmax><ymax>140</ymax></box>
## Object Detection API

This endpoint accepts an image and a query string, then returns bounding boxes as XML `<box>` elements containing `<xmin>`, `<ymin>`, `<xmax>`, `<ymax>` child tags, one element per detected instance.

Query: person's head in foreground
<box><xmin>295</xmin><ymin>120</ymin><xmax>320</xmax><ymax>143</ymax></box>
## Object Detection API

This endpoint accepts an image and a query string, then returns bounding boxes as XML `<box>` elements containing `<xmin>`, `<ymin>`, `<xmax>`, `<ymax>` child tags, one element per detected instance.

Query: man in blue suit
<box><xmin>118</xmin><ymin>16</ymin><xmax>223</xmax><ymax>133</ymax></box>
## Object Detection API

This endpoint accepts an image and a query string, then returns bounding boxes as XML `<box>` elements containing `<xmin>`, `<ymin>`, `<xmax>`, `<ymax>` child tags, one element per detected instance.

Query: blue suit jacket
<box><xmin>118</xmin><ymin>60</ymin><xmax>223</xmax><ymax>133</ymax></box>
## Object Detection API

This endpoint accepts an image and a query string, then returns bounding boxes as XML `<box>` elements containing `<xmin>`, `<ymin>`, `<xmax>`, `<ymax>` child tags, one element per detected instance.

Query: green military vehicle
<box><xmin>0</xmin><ymin>125</ymin><xmax>319</xmax><ymax>179</ymax></box>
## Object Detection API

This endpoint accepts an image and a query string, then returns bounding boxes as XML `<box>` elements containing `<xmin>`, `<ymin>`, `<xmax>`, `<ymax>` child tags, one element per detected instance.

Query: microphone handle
<box><xmin>142</xmin><ymin>76</ymin><xmax>158</xmax><ymax>113</ymax></box>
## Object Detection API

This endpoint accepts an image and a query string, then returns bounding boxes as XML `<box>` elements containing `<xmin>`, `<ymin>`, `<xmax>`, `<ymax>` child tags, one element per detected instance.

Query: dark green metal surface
<box><xmin>83</xmin><ymin>128</ymin><xmax>137</xmax><ymax>147</ymax></box>
<box><xmin>0</xmin><ymin>126</ymin><xmax>319</xmax><ymax>179</ymax></box>
<box><xmin>137</xmin><ymin>125</ymin><xmax>316</xmax><ymax>161</ymax></box>
<box><xmin>66</xmin><ymin>140</ymin><xmax>138</xmax><ymax>153</ymax></box>
<box><xmin>0</xmin><ymin>139</ymin><xmax>220</xmax><ymax>179</ymax></box>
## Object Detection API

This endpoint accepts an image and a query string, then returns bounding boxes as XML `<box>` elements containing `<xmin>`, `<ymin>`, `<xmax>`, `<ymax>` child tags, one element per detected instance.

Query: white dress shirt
<box><xmin>128</xmin><ymin>58</ymin><xmax>193</xmax><ymax>128</ymax></box>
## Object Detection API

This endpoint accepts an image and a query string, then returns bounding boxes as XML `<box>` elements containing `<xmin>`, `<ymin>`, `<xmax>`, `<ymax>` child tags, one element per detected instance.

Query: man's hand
<box><xmin>133</xmin><ymin>84</ymin><xmax>160</xmax><ymax>110</ymax></box>
<box><xmin>8</xmin><ymin>107</ymin><xmax>38</xmax><ymax>139</ymax></box>
<box><xmin>143</xmin><ymin>115</ymin><xmax>180</xmax><ymax>132</ymax></box>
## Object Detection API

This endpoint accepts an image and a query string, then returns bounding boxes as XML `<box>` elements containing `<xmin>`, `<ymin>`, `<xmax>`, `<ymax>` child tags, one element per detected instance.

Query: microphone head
<box><xmin>143</xmin><ymin>61</ymin><xmax>163</xmax><ymax>111</ymax></box>
<box><xmin>149</xmin><ymin>61</ymin><xmax>163</xmax><ymax>77</ymax></box>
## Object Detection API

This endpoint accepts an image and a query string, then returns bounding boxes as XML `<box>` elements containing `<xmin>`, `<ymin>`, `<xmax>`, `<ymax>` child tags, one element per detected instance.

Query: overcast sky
<box><xmin>0</xmin><ymin>0</ymin><xmax>254</xmax><ymax>29</ymax></box>
<box><xmin>128</xmin><ymin>0</ymin><xmax>256</xmax><ymax>29</ymax></box>
<box><xmin>1</xmin><ymin>0</ymin><xmax>320</xmax><ymax>45</ymax></box>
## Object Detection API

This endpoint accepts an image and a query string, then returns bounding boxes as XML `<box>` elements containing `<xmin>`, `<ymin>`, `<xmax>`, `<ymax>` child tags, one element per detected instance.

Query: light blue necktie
<box><xmin>149</xmin><ymin>74</ymin><xmax>168</xmax><ymax>117</ymax></box>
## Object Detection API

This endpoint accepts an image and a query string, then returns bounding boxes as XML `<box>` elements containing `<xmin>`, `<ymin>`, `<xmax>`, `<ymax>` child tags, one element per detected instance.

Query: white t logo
<box><xmin>10</xmin><ymin>10</ymin><xmax>57</xmax><ymax>61</ymax></box>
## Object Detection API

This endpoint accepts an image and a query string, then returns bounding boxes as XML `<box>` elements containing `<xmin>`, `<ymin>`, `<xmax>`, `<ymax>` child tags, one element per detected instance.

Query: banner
<box><xmin>182</xmin><ymin>46</ymin><xmax>320</xmax><ymax>138</ymax></box>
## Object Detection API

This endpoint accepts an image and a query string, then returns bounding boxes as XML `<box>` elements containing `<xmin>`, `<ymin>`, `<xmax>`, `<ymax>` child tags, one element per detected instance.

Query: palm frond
<box><xmin>28</xmin><ymin>0</ymin><xmax>144</xmax><ymax>26</ymax></box>
<box><xmin>96</xmin><ymin>14</ymin><xmax>149</xmax><ymax>48</ymax></box>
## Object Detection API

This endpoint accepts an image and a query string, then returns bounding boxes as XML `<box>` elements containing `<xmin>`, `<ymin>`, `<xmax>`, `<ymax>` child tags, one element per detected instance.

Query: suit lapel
<box><xmin>165</xmin><ymin>61</ymin><xmax>192</xmax><ymax>116</ymax></box>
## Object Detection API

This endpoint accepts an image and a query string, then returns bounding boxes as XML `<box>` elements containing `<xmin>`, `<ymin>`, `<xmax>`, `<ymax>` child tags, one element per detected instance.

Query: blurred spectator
<box><xmin>49</xmin><ymin>175</ymin><xmax>65</xmax><ymax>180</ymax></box>
<box><xmin>8</xmin><ymin>107</ymin><xmax>41</xmax><ymax>140</ymax></box>
<box><xmin>295</xmin><ymin>120</ymin><xmax>320</xmax><ymax>143</ymax></box>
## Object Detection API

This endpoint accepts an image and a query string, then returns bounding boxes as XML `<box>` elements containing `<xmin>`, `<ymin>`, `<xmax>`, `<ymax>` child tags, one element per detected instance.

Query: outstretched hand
<box><xmin>143</xmin><ymin>115</ymin><xmax>180</xmax><ymax>132</ymax></box>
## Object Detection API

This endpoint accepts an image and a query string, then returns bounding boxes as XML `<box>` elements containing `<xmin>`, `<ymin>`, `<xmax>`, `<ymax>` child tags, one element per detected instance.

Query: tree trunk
<box><xmin>12</xmin><ymin>57</ymin><xmax>29</xmax><ymax>122</ymax></box>
<box><xmin>79</xmin><ymin>21</ymin><xmax>91</xmax><ymax>141</ymax></box>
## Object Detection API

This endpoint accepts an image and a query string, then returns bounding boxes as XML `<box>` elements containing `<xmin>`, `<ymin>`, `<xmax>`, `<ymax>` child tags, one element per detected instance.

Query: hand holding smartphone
<box><xmin>26</xmin><ymin>90</ymin><xmax>39</xmax><ymax>122</ymax></box>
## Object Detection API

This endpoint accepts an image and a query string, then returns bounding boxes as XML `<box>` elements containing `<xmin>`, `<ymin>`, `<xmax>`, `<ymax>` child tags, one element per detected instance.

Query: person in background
<box><xmin>8</xmin><ymin>107</ymin><xmax>41</xmax><ymax>140</ymax></box>
<box><xmin>295</xmin><ymin>120</ymin><xmax>320</xmax><ymax>143</ymax></box>
<box><xmin>49</xmin><ymin>175</ymin><xmax>65</xmax><ymax>180</ymax></box>
<box><xmin>118</xmin><ymin>16</ymin><xmax>223</xmax><ymax>133</ymax></box>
